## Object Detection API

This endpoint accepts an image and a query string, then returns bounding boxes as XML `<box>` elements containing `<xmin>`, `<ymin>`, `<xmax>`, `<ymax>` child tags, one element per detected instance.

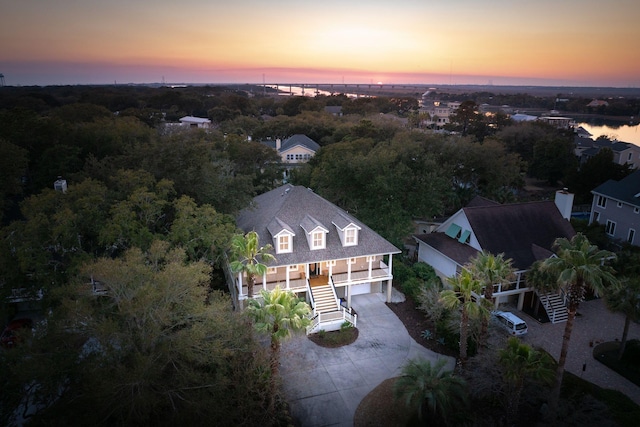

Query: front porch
<box><xmin>234</xmin><ymin>259</ymin><xmax>393</xmax><ymax>301</ymax></box>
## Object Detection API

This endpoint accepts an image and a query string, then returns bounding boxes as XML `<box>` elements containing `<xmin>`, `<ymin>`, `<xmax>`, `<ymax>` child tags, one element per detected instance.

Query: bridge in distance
<box><xmin>258</xmin><ymin>83</ymin><xmax>640</xmax><ymax>98</ymax></box>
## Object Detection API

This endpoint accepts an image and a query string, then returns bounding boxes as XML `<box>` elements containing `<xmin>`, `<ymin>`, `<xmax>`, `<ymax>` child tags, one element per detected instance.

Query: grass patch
<box><xmin>593</xmin><ymin>339</ymin><xmax>640</xmax><ymax>387</ymax></box>
<box><xmin>308</xmin><ymin>325</ymin><xmax>358</xmax><ymax>348</ymax></box>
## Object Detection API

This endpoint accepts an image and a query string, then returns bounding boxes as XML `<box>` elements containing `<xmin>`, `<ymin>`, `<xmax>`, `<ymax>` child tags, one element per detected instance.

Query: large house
<box><xmin>228</xmin><ymin>184</ymin><xmax>401</xmax><ymax>333</ymax></box>
<box><xmin>414</xmin><ymin>191</ymin><xmax>576</xmax><ymax>323</ymax></box>
<box><xmin>590</xmin><ymin>170</ymin><xmax>640</xmax><ymax>246</ymax></box>
<box><xmin>419</xmin><ymin>100</ymin><xmax>461</xmax><ymax>128</ymax></box>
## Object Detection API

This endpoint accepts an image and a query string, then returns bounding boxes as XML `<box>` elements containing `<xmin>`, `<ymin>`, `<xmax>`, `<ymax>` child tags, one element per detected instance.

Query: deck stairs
<box><xmin>306</xmin><ymin>279</ymin><xmax>357</xmax><ymax>334</ymax></box>
<box><xmin>310</xmin><ymin>282</ymin><xmax>339</xmax><ymax>313</ymax></box>
<box><xmin>538</xmin><ymin>291</ymin><xmax>568</xmax><ymax>323</ymax></box>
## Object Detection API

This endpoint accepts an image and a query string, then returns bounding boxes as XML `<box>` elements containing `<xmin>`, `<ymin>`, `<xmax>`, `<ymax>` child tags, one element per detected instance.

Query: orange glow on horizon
<box><xmin>1</xmin><ymin>0</ymin><xmax>639</xmax><ymax>87</ymax></box>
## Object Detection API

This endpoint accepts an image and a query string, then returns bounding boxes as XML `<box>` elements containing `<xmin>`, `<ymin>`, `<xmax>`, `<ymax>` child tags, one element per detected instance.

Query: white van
<box><xmin>493</xmin><ymin>311</ymin><xmax>528</xmax><ymax>336</ymax></box>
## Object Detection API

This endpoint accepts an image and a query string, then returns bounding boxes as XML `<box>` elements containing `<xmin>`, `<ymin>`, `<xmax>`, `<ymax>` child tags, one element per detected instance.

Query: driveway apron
<box><xmin>279</xmin><ymin>293</ymin><xmax>455</xmax><ymax>427</ymax></box>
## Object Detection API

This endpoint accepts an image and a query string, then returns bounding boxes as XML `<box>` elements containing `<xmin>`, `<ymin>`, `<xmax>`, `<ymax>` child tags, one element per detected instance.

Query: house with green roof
<box><xmin>414</xmin><ymin>191</ymin><xmax>576</xmax><ymax>323</ymax></box>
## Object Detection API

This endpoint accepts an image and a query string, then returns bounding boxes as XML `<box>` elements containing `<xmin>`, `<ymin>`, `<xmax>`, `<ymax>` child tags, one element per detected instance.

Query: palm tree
<box><xmin>247</xmin><ymin>285</ymin><xmax>311</xmax><ymax>376</ymax></box>
<box><xmin>604</xmin><ymin>278</ymin><xmax>640</xmax><ymax>360</ymax></box>
<box><xmin>440</xmin><ymin>269</ymin><xmax>487</xmax><ymax>360</ymax></box>
<box><xmin>499</xmin><ymin>337</ymin><xmax>554</xmax><ymax>423</ymax></box>
<box><xmin>229</xmin><ymin>231</ymin><xmax>275</xmax><ymax>299</ymax></box>
<box><xmin>528</xmin><ymin>232</ymin><xmax>617</xmax><ymax>417</ymax></box>
<box><xmin>468</xmin><ymin>251</ymin><xmax>515</xmax><ymax>346</ymax></box>
<box><xmin>247</xmin><ymin>285</ymin><xmax>311</xmax><ymax>411</ymax></box>
<box><xmin>469</xmin><ymin>251</ymin><xmax>515</xmax><ymax>306</ymax></box>
<box><xmin>394</xmin><ymin>358</ymin><xmax>468</xmax><ymax>425</ymax></box>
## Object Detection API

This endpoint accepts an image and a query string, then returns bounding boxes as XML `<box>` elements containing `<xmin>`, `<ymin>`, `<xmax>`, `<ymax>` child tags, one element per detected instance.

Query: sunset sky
<box><xmin>2</xmin><ymin>0</ymin><xmax>639</xmax><ymax>87</ymax></box>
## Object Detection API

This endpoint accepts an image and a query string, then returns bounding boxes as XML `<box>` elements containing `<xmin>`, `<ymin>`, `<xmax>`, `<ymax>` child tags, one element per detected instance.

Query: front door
<box><xmin>309</xmin><ymin>262</ymin><xmax>320</xmax><ymax>278</ymax></box>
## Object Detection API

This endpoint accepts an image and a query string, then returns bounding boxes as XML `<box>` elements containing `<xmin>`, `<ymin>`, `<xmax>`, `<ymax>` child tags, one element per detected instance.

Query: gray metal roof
<box><xmin>592</xmin><ymin>170</ymin><xmax>640</xmax><ymax>207</ymax></box>
<box><xmin>236</xmin><ymin>184</ymin><xmax>400</xmax><ymax>267</ymax></box>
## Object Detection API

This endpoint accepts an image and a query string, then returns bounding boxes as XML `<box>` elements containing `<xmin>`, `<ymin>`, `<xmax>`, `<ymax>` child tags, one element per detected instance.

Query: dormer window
<box><xmin>301</xmin><ymin>214</ymin><xmax>328</xmax><ymax>251</ymax></box>
<box><xmin>278</xmin><ymin>234</ymin><xmax>292</xmax><ymax>253</ymax></box>
<box><xmin>332</xmin><ymin>212</ymin><xmax>361</xmax><ymax>247</ymax></box>
<box><xmin>312</xmin><ymin>230</ymin><xmax>325</xmax><ymax>249</ymax></box>
<box><xmin>344</xmin><ymin>227</ymin><xmax>358</xmax><ymax>246</ymax></box>
<box><xmin>267</xmin><ymin>217</ymin><xmax>295</xmax><ymax>255</ymax></box>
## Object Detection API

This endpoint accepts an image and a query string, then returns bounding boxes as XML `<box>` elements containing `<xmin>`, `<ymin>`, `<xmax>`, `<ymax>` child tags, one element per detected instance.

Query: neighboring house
<box><xmin>587</xmin><ymin>99</ymin><xmax>609</xmax><ymax>108</ymax></box>
<box><xmin>414</xmin><ymin>191</ymin><xmax>576</xmax><ymax>323</ymax></box>
<box><xmin>279</xmin><ymin>134</ymin><xmax>320</xmax><ymax>164</ymax></box>
<box><xmin>261</xmin><ymin>134</ymin><xmax>321</xmax><ymax>181</ymax></box>
<box><xmin>576</xmin><ymin>138</ymin><xmax>640</xmax><ymax>169</ymax></box>
<box><xmin>228</xmin><ymin>184</ymin><xmax>401</xmax><ymax>333</ymax></box>
<box><xmin>510</xmin><ymin>113</ymin><xmax>538</xmax><ymax>122</ymax></box>
<box><xmin>590</xmin><ymin>170</ymin><xmax>640</xmax><ymax>246</ymax></box>
<box><xmin>179</xmin><ymin>116</ymin><xmax>211</xmax><ymax>129</ymax></box>
<box><xmin>419</xmin><ymin>100</ymin><xmax>461</xmax><ymax>128</ymax></box>
<box><xmin>537</xmin><ymin>116</ymin><xmax>573</xmax><ymax>129</ymax></box>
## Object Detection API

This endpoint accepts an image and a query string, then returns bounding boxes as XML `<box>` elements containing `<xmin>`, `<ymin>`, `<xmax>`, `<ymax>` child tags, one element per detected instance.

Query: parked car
<box><xmin>1</xmin><ymin>318</ymin><xmax>33</xmax><ymax>348</ymax></box>
<box><xmin>492</xmin><ymin>311</ymin><xmax>528</xmax><ymax>336</ymax></box>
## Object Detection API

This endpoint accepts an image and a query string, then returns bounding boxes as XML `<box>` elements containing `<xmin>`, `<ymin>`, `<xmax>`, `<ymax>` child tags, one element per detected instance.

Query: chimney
<box><xmin>555</xmin><ymin>188</ymin><xmax>574</xmax><ymax>220</ymax></box>
<box><xmin>276</xmin><ymin>138</ymin><xmax>281</xmax><ymax>151</ymax></box>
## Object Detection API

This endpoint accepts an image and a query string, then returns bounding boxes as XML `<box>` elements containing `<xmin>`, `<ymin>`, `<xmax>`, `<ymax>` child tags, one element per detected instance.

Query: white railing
<box><xmin>306</xmin><ymin>279</ymin><xmax>316</xmax><ymax>317</ymax></box>
<box><xmin>306</xmin><ymin>307</ymin><xmax>357</xmax><ymax>334</ymax></box>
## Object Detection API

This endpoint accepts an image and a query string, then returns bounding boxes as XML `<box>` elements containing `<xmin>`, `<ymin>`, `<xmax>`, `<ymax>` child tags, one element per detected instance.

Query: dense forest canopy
<box><xmin>0</xmin><ymin>84</ymin><xmax>636</xmax><ymax>424</ymax></box>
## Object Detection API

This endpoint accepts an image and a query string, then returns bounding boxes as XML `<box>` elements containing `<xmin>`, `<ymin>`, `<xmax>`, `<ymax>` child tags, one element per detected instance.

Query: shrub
<box><xmin>401</xmin><ymin>277</ymin><xmax>426</xmax><ymax>300</ymax></box>
<box><xmin>416</xmin><ymin>286</ymin><xmax>446</xmax><ymax>322</ymax></box>
<box><xmin>393</xmin><ymin>261</ymin><xmax>415</xmax><ymax>285</ymax></box>
<box><xmin>412</xmin><ymin>262</ymin><xmax>438</xmax><ymax>283</ymax></box>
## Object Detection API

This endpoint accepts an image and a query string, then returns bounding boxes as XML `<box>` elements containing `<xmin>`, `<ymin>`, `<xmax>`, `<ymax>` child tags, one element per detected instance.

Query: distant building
<box><xmin>586</xmin><ymin>99</ymin><xmax>609</xmax><ymax>108</ymax></box>
<box><xmin>179</xmin><ymin>116</ymin><xmax>211</xmax><ymax>129</ymax></box>
<box><xmin>419</xmin><ymin>100</ymin><xmax>461</xmax><ymax>128</ymax></box>
<box><xmin>537</xmin><ymin>116</ymin><xmax>573</xmax><ymax>129</ymax></box>
<box><xmin>54</xmin><ymin>178</ymin><xmax>67</xmax><ymax>193</ymax></box>
<box><xmin>261</xmin><ymin>134</ymin><xmax>321</xmax><ymax>181</ymax></box>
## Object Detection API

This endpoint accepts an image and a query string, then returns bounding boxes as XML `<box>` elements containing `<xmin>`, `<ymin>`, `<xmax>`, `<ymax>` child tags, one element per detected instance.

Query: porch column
<box><xmin>368</xmin><ymin>256</ymin><xmax>373</xmax><ymax>279</ymax></box>
<box><xmin>237</xmin><ymin>272</ymin><xmax>243</xmax><ymax>297</ymax></box>
<box><xmin>347</xmin><ymin>283</ymin><xmax>352</xmax><ymax>308</ymax></box>
<box><xmin>328</xmin><ymin>262</ymin><xmax>333</xmax><ymax>279</ymax></box>
<box><xmin>347</xmin><ymin>259</ymin><xmax>352</xmax><ymax>282</ymax></box>
<box><xmin>517</xmin><ymin>292</ymin><xmax>525</xmax><ymax>311</ymax></box>
<box><xmin>262</xmin><ymin>272</ymin><xmax>267</xmax><ymax>291</ymax></box>
<box><xmin>386</xmin><ymin>254</ymin><xmax>393</xmax><ymax>303</ymax></box>
<box><xmin>285</xmin><ymin>265</ymin><xmax>290</xmax><ymax>290</ymax></box>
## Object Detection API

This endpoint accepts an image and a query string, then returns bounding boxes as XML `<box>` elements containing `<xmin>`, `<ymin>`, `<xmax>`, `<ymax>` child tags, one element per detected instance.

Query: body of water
<box><xmin>577</xmin><ymin>122</ymin><xmax>640</xmax><ymax>146</ymax></box>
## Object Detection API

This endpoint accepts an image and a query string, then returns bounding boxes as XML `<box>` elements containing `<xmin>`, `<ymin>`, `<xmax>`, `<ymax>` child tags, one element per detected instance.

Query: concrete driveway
<box><xmin>279</xmin><ymin>292</ymin><xmax>455</xmax><ymax>427</ymax></box>
<box><xmin>521</xmin><ymin>298</ymin><xmax>640</xmax><ymax>405</ymax></box>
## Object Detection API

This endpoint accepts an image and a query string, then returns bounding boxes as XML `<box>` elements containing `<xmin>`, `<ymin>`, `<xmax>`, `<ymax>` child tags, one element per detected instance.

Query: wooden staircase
<box><xmin>310</xmin><ymin>282</ymin><xmax>339</xmax><ymax>313</ymax></box>
<box><xmin>538</xmin><ymin>292</ymin><xmax>568</xmax><ymax>323</ymax></box>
